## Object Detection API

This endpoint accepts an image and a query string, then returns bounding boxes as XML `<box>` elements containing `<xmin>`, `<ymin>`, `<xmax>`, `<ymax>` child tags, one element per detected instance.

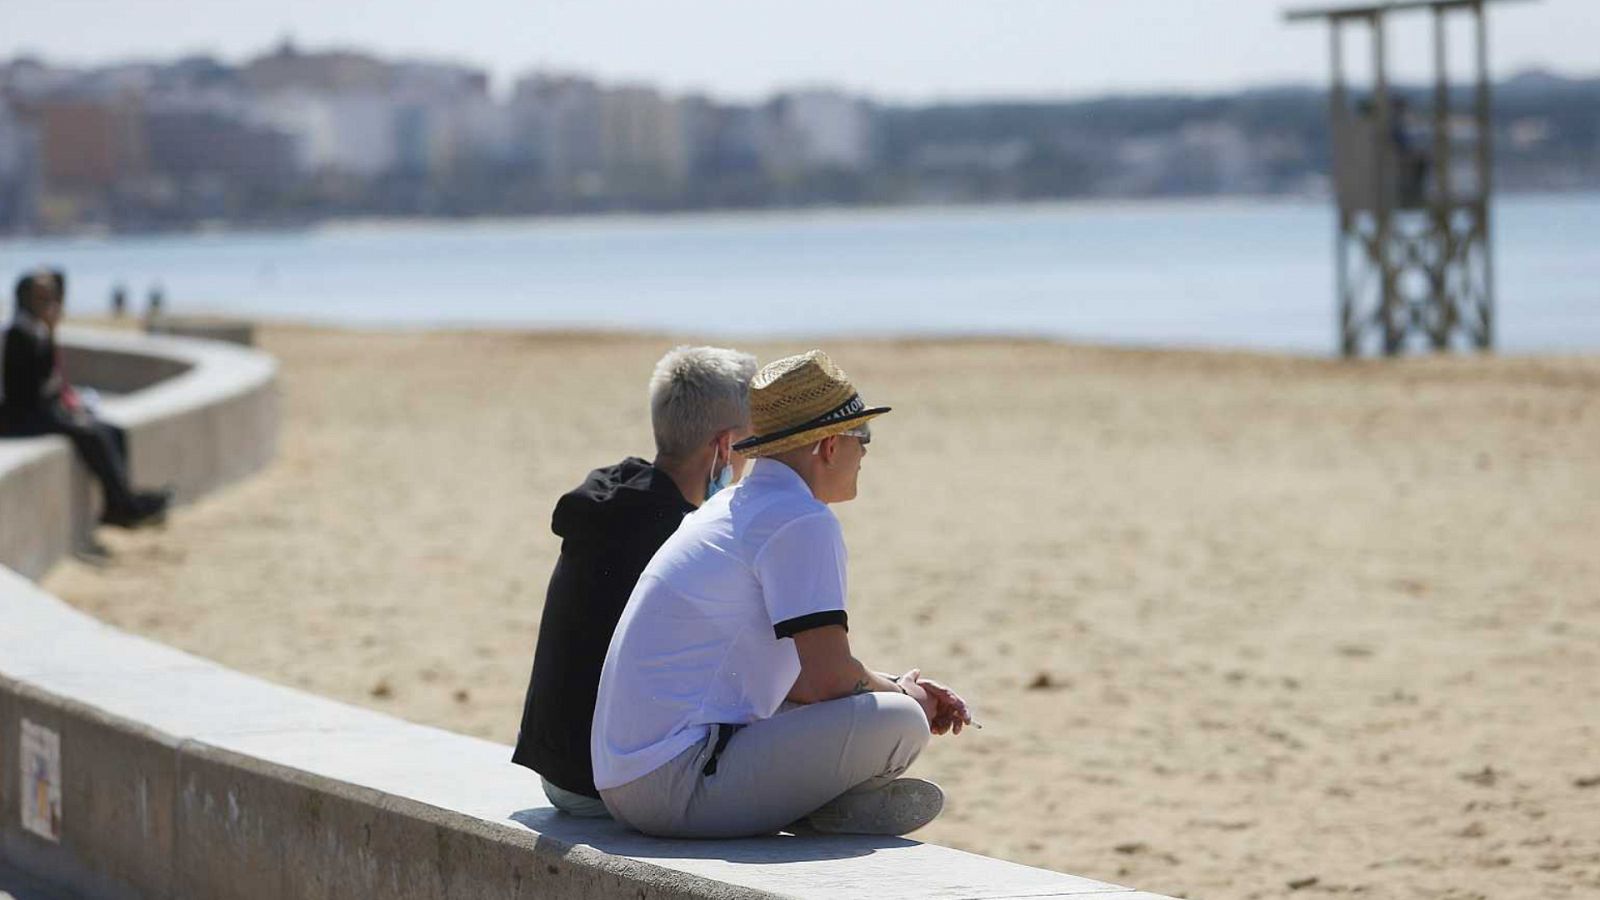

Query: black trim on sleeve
<box><xmin>773</xmin><ymin>610</ymin><xmax>849</xmax><ymax>640</ymax></box>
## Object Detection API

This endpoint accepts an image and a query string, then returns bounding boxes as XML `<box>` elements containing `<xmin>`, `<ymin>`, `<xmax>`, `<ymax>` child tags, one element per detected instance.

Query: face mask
<box><xmin>705</xmin><ymin>446</ymin><xmax>734</xmax><ymax>501</ymax></box>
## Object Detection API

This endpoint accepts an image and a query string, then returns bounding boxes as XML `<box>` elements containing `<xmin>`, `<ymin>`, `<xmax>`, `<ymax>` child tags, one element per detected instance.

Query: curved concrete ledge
<box><xmin>145</xmin><ymin>316</ymin><xmax>257</xmax><ymax>348</ymax></box>
<box><xmin>0</xmin><ymin>329</ymin><xmax>1179</xmax><ymax>900</ymax></box>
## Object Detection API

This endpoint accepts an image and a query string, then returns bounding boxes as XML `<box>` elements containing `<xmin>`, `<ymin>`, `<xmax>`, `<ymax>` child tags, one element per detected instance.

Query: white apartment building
<box><xmin>599</xmin><ymin>86</ymin><xmax>688</xmax><ymax>184</ymax></box>
<box><xmin>510</xmin><ymin>75</ymin><xmax>605</xmax><ymax>183</ymax></box>
<box><xmin>775</xmin><ymin>90</ymin><xmax>875</xmax><ymax>172</ymax></box>
<box><xmin>250</xmin><ymin>91</ymin><xmax>397</xmax><ymax>176</ymax></box>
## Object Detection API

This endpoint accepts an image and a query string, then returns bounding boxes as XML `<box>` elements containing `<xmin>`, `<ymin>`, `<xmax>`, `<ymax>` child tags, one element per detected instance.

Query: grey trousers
<box><xmin>599</xmin><ymin>692</ymin><xmax>930</xmax><ymax>838</ymax></box>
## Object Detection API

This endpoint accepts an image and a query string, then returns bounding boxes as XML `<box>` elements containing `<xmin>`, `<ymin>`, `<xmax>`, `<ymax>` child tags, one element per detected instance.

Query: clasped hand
<box><xmin>896</xmin><ymin>668</ymin><xmax>975</xmax><ymax>735</ymax></box>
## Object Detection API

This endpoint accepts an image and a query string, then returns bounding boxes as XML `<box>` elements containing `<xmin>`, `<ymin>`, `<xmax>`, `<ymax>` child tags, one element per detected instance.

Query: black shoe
<box><xmin>134</xmin><ymin>489</ymin><xmax>172</xmax><ymax>514</ymax></box>
<box><xmin>100</xmin><ymin>505</ymin><xmax>147</xmax><ymax>528</ymax></box>
<box><xmin>101</xmin><ymin>493</ymin><xmax>168</xmax><ymax>529</ymax></box>
<box><xmin>134</xmin><ymin>491</ymin><xmax>169</xmax><ymax>525</ymax></box>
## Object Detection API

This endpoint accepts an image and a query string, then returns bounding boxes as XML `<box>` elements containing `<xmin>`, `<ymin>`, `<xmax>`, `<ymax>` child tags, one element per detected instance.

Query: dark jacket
<box><xmin>511</xmin><ymin>457</ymin><xmax>695</xmax><ymax>798</ymax></box>
<box><xmin>0</xmin><ymin>317</ymin><xmax>67</xmax><ymax>431</ymax></box>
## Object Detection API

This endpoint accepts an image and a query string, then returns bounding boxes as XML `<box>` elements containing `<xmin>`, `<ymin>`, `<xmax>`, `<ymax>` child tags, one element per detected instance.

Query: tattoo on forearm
<box><xmin>852</xmin><ymin>678</ymin><xmax>870</xmax><ymax>695</ymax></box>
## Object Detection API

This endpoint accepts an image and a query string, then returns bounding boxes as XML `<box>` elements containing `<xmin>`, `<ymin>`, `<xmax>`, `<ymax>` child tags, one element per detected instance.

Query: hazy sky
<box><xmin>1</xmin><ymin>0</ymin><xmax>1590</xmax><ymax>101</ymax></box>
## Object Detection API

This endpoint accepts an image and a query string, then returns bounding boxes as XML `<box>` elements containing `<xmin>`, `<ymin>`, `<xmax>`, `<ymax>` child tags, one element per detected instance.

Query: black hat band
<box><xmin>734</xmin><ymin>394</ymin><xmax>886</xmax><ymax>451</ymax></box>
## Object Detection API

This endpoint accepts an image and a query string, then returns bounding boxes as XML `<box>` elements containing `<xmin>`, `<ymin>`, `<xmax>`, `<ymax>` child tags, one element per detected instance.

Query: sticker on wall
<box><xmin>20</xmin><ymin>719</ymin><xmax>62</xmax><ymax>842</ymax></box>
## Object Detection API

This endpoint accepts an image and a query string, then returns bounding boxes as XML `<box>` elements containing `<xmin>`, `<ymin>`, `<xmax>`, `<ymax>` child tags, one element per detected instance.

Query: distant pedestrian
<box><xmin>146</xmin><ymin>284</ymin><xmax>165</xmax><ymax>321</ymax></box>
<box><xmin>2</xmin><ymin>268</ymin><xmax>170</xmax><ymax>529</ymax></box>
<box><xmin>111</xmin><ymin>283</ymin><xmax>127</xmax><ymax>318</ymax></box>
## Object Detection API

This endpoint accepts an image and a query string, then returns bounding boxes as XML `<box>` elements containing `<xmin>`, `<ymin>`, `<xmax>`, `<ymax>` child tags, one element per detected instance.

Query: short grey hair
<box><xmin>649</xmin><ymin>346</ymin><xmax>759</xmax><ymax>459</ymax></box>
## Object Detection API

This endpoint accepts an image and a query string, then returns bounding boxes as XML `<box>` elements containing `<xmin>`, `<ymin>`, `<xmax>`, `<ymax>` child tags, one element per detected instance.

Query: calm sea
<box><xmin>2</xmin><ymin>194</ymin><xmax>1596</xmax><ymax>355</ymax></box>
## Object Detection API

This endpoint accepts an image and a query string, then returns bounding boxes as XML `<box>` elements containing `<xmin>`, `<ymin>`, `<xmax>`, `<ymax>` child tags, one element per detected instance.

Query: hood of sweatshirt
<box><xmin>550</xmin><ymin>457</ymin><xmax>695</xmax><ymax>546</ymax></box>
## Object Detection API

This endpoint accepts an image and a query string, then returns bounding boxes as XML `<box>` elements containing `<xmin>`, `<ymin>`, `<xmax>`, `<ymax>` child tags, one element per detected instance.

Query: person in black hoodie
<box><xmin>2</xmin><ymin>269</ymin><xmax>168</xmax><ymax>529</ymax></box>
<box><xmin>513</xmin><ymin>346</ymin><xmax>758</xmax><ymax>816</ymax></box>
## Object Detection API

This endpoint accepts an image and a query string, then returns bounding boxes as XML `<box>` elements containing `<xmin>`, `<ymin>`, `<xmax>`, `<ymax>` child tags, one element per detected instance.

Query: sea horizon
<box><xmin>4</xmin><ymin>192</ymin><xmax>1597</xmax><ymax>357</ymax></box>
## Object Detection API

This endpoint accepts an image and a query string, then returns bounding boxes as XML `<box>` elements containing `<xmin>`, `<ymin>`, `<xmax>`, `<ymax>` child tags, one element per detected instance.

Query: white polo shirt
<box><xmin>590</xmin><ymin>458</ymin><xmax>850</xmax><ymax>791</ymax></box>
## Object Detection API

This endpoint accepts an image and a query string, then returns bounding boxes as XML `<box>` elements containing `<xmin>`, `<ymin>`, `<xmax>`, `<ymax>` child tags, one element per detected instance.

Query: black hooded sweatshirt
<box><xmin>511</xmin><ymin>457</ymin><xmax>695</xmax><ymax>798</ymax></box>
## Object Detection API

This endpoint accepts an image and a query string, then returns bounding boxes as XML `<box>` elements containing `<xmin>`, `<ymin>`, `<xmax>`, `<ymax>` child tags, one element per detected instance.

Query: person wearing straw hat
<box><xmin>591</xmin><ymin>349</ymin><xmax>973</xmax><ymax>838</ymax></box>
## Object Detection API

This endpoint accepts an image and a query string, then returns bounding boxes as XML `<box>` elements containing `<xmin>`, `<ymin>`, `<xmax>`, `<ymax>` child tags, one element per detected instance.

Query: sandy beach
<box><xmin>41</xmin><ymin>326</ymin><xmax>1600</xmax><ymax>900</ymax></box>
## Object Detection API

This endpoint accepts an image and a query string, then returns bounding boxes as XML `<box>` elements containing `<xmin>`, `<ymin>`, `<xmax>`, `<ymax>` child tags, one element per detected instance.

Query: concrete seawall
<box><xmin>0</xmin><ymin>328</ymin><xmax>1179</xmax><ymax>900</ymax></box>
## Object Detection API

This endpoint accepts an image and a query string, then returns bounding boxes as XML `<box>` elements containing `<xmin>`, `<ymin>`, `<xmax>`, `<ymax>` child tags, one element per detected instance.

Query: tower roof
<box><xmin>1286</xmin><ymin>0</ymin><xmax>1531</xmax><ymax>24</ymax></box>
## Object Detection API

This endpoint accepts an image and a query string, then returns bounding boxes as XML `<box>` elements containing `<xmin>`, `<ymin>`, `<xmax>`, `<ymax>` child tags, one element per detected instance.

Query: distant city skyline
<box><xmin>1</xmin><ymin>0</ymin><xmax>1591</xmax><ymax>102</ymax></box>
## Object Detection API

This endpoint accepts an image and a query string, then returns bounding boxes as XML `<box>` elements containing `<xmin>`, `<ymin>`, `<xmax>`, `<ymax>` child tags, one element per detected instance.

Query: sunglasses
<box><xmin>813</xmin><ymin>425</ymin><xmax>871</xmax><ymax>455</ymax></box>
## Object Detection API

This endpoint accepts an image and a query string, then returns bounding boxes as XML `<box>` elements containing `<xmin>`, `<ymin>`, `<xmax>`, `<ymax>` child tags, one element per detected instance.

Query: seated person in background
<box><xmin>1</xmin><ymin>269</ymin><xmax>168</xmax><ymax>528</ymax></box>
<box><xmin>512</xmin><ymin>345</ymin><xmax>760</xmax><ymax>817</ymax></box>
<box><xmin>591</xmin><ymin>350</ymin><xmax>972</xmax><ymax>839</ymax></box>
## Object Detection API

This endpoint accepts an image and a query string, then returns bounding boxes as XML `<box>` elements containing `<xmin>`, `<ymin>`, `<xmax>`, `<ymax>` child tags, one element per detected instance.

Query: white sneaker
<box><xmin>804</xmin><ymin>778</ymin><xmax>945</xmax><ymax>836</ymax></box>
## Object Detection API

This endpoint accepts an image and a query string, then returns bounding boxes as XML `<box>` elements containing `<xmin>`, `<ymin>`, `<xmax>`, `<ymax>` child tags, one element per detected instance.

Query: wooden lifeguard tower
<box><xmin>1286</xmin><ymin>0</ymin><xmax>1531</xmax><ymax>357</ymax></box>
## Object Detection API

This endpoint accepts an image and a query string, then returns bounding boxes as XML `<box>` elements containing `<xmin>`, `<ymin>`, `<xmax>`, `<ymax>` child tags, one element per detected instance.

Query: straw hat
<box><xmin>733</xmin><ymin>350</ymin><xmax>891</xmax><ymax>458</ymax></box>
